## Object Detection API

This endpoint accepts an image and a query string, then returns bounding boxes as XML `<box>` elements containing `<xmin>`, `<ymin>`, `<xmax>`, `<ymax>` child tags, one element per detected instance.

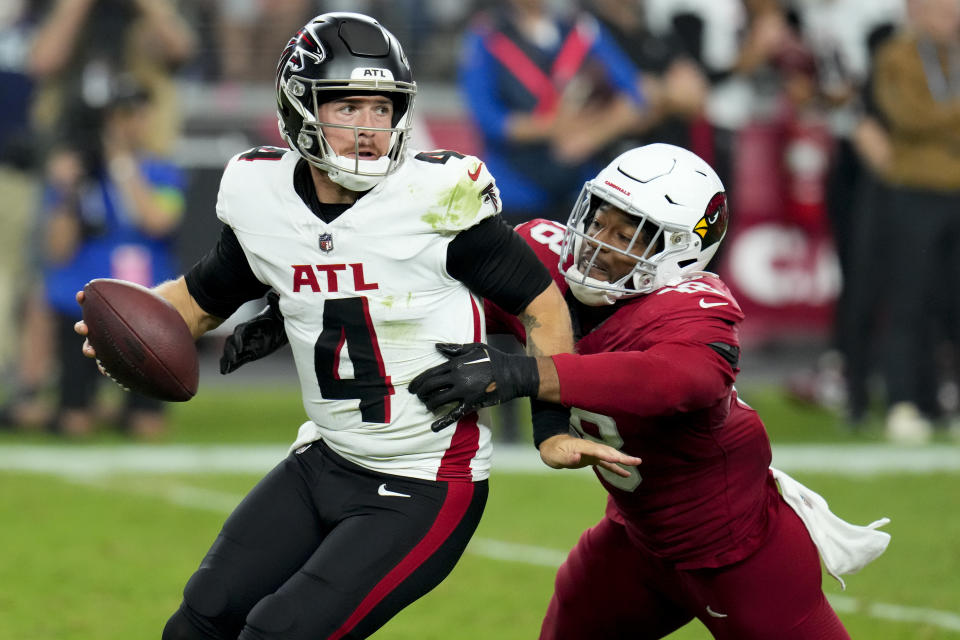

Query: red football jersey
<box><xmin>489</xmin><ymin>219</ymin><xmax>776</xmax><ymax>569</ymax></box>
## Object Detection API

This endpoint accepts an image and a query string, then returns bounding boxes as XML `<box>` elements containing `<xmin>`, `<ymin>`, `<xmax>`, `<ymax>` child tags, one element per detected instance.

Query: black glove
<box><xmin>409</xmin><ymin>342</ymin><xmax>540</xmax><ymax>432</ymax></box>
<box><xmin>219</xmin><ymin>291</ymin><xmax>289</xmax><ymax>374</ymax></box>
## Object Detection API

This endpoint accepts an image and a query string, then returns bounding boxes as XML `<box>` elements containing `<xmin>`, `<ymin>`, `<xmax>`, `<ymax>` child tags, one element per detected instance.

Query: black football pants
<box><xmin>162</xmin><ymin>439</ymin><xmax>487</xmax><ymax>640</ymax></box>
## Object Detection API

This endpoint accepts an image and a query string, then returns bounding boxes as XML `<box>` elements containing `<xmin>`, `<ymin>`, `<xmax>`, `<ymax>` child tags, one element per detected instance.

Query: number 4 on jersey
<box><xmin>314</xmin><ymin>297</ymin><xmax>394</xmax><ymax>423</ymax></box>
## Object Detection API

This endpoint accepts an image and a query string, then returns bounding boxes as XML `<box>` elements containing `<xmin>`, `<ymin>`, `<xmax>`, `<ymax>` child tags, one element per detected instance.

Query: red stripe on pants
<box><xmin>328</xmin><ymin>482</ymin><xmax>476</xmax><ymax>640</ymax></box>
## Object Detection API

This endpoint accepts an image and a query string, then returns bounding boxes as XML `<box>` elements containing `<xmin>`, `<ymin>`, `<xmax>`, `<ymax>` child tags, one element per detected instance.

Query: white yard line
<box><xmin>467</xmin><ymin>537</ymin><xmax>570</xmax><ymax>568</ymax></box>
<box><xmin>827</xmin><ymin>595</ymin><xmax>960</xmax><ymax>632</ymax></box>
<box><xmin>0</xmin><ymin>442</ymin><xmax>958</xmax><ymax>476</ymax></box>
<box><xmin>0</xmin><ymin>443</ymin><xmax>291</xmax><ymax>476</ymax></box>
<box><xmin>56</xmin><ymin>473</ymin><xmax>960</xmax><ymax>635</ymax></box>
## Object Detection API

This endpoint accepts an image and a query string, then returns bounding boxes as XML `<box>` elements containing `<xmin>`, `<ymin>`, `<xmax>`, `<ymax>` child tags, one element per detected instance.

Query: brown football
<box><xmin>80</xmin><ymin>278</ymin><xmax>198</xmax><ymax>402</ymax></box>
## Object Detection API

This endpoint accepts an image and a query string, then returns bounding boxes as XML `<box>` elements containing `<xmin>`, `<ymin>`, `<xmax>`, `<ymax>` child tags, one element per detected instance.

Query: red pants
<box><xmin>540</xmin><ymin>497</ymin><xmax>849</xmax><ymax>640</ymax></box>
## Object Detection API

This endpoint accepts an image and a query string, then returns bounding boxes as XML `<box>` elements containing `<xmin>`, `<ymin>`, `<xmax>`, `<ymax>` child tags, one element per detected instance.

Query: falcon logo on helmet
<box><xmin>279</xmin><ymin>26</ymin><xmax>326</xmax><ymax>75</ymax></box>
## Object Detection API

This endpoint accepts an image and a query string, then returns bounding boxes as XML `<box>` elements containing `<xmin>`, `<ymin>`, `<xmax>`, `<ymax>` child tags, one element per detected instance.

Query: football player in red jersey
<box><xmin>411</xmin><ymin>144</ymin><xmax>888</xmax><ymax>639</ymax></box>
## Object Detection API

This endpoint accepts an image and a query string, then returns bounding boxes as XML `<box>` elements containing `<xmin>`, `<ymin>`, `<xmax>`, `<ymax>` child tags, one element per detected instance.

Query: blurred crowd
<box><xmin>1</xmin><ymin>0</ymin><xmax>958</xmax><ymax>444</ymax></box>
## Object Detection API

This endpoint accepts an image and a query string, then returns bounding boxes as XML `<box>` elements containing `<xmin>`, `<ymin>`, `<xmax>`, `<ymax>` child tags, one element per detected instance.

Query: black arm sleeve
<box><xmin>447</xmin><ymin>216</ymin><xmax>553</xmax><ymax>315</ymax></box>
<box><xmin>184</xmin><ymin>225</ymin><xmax>272</xmax><ymax>319</ymax></box>
<box><xmin>531</xmin><ymin>398</ymin><xmax>572</xmax><ymax>449</ymax></box>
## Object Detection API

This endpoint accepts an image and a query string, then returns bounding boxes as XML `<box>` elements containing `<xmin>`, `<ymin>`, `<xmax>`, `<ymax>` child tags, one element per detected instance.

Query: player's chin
<box><xmin>578</xmin><ymin>264</ymin><xmax>612</xmax><ymax>283</ymax></box>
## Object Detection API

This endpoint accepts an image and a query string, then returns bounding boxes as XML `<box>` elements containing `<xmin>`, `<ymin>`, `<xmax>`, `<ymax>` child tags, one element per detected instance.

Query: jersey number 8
<box><xmin>570</xmin><ymin>408</ymin><xmax>642</xmax><ymax>491</ymax></box>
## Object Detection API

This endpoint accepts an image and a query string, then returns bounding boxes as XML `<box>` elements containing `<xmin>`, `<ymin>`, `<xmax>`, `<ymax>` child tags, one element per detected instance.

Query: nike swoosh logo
<box><xmin>462</xmin><ymin>356</ymin><xmax>491</xmax><ymax>366</ymax></box>
<box><xmin>378</xmin><ymin>483</ymin><xmax>411</xmax><ymax>498</ymax></box>
<box><xmin>699</xmin><ymin>299</ymin><xmax>728</xmax><ymax>309</ymax></box>
<box><xmin>706</xmin><ymin>605</ymin><xmax>728</xmax><ymax>618</ymax></box>
<box><xmin>467</xmin><ymin>162</ymin><xmax>483</xmax><ymax>181</ymax></box>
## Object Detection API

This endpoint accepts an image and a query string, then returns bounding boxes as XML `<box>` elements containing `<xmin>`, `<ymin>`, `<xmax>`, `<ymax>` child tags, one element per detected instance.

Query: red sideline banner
<box><xmin>716</xmin><ymin>118</ymin><xmax>840</xmax><ymax>346</ymax></box>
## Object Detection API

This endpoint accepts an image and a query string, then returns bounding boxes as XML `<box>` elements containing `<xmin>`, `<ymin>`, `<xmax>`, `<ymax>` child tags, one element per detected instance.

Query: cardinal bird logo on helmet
<box><xmin>694</xmin><ymin>192</ymin><xmax>728</xmax><ymax>250</ymax></box>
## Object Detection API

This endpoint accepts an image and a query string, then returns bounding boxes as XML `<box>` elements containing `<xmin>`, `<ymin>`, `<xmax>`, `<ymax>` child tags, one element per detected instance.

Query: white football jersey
<box><xmin>216</xmin><ymin>146</ymin><xmax>503</xmax><ymax>482</ymax></box>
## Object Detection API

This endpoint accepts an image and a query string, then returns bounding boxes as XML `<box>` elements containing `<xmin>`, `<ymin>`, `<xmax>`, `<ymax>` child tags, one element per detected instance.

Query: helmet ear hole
<box><xmin>288</xmin><ymin>80</ymin><xmax>306</xmax><ymax>97</ymax></box>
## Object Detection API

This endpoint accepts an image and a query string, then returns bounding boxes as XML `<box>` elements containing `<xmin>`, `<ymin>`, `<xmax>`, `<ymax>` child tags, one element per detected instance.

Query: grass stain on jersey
<box><xmin>377</xmin><ymin>320</ymin><xmax>419</xmax><ymax>342</ymax></box>
<box><xmin>380</xmin><ymin>293</ymin><xmax>414</xmax><ymax>309</ymax></box>
<box><xmin>421</xmin><ymin>176</ymin><xmax>483</xmax><ymax>230</ymax></box>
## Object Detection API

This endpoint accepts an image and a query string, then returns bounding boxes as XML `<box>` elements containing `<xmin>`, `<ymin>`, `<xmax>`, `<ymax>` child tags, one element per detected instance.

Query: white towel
<box><xmin>770</xmin><ymin>466</ymin><xmax>891</xmax><ymax>590</ymax></box>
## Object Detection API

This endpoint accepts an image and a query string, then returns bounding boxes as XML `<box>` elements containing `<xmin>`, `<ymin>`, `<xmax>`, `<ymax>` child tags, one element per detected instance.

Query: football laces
<box><xmin>96</xmin><ymin>358</ymin><xmax>131</xmax><ymax>392</ymax></box>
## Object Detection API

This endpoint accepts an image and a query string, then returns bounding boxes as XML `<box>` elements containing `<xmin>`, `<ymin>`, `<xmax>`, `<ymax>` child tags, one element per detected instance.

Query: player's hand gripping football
<box><xmin>219</xmin><ymin>290</ymin><xmax>289</xmax><ymax>374</ymax></box>
<box><xmin>409</xmin><ymin>342</ymin><xmax>540</xmax><ymax>432</ymax></box>
<box><xmin>75</xmin><ymin>281</ymin><xmax>199</xmax><ymax>401</ymax></box>
<box><xmin>74</xmin><ymin>290</ymin><xmax>109</xmax><ymax>376</ymax></box>
<box><xmin>74</xmin><ymin>290</ymin><xmax>132</xmax><ymax>391</ymax></box>
<box><xmin>537</xmin><ymin>434</ymin><xmax>642</xmax><ymax>479</ymax></box>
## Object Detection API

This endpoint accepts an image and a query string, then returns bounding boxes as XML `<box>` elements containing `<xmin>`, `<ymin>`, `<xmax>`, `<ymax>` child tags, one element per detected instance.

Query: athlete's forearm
<box><xmin>154</xmin><ymin>276</ymin><xmax>223</xmax><ymax>339</ymax></box>
<box><xmin>533</xmin><ymin>357</ymin><xmax>561</xmax><ymax>404</ymax></box>
<box><xmin>518</xmin><ymin>282</ymin><xmax>573</xmax><ymax>358</ymax></box>
<box><xmin>518</xmin><ymin>282</ymin><xmax>573</xmax><ymax>446</ymax></box>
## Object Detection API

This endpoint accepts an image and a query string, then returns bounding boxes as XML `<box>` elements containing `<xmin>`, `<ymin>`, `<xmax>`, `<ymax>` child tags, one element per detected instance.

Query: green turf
<box><xmin>0</xmin><ymin>383</ymin><xmax>926</xmax><ymax>445</ymax></box>
<box><xmin>0</xmin><ymin>384</ymin><xmax>869</xmax><ymax>445</ymax></box>
<box><xmin>1</xmin><ymin>385</ymin><xmax>959</xmax><ymax>638</ymax></box>
<box><xmin>1</xmin><ymin>468</ymin><xmax>958</xmax><ymax>639</ymax></box>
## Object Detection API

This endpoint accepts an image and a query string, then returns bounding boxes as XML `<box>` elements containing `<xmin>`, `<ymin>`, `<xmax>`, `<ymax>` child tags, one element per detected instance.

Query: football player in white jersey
<box><xmin>74</xmin><ymin>12</ymin><xmax>636</xmax><ymax>640</ymax></box>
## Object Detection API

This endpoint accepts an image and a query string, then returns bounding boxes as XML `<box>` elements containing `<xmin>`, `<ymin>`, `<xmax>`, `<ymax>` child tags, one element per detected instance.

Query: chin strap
<box><xmin>324</xmin><ymin>154</ymin><xmax>392</xmax><ymax>191</ymax></box>
<box><xmin>563</xmin><ymin>264</ymin><xmax>621</xmax><ymax>306</ymax></box>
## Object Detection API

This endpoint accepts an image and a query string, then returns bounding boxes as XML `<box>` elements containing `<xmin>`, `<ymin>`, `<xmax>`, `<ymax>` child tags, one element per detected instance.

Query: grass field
<box><xmin>1</xmin><ymin>383</ymin><xmax>959</xmax><ymax>639</ymax></box>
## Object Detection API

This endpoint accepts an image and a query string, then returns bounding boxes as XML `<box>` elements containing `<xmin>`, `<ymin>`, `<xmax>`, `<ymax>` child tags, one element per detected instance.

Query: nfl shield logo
<box><xmin>318</xmin><ymin>233</ymin><xmax>334</xmax><ymax>253</ymax></box>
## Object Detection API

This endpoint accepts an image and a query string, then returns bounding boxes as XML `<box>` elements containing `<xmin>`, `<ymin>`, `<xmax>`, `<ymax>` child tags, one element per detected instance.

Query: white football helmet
<box><xmin>559</xmin><ymin>143</ymin><xmax>728</xmax><ymax>306</ymax></box>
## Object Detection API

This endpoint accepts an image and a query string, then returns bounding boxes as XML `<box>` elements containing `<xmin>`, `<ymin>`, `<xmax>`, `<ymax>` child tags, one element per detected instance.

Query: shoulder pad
<box><xmin>222</xmin><ymin>146</ymin><xmax>290</xmax><ymax>181</ymax></box>
<box><xmin>513</xmin><ymin>218</ymin><xmax>569</xmax><ymax>293</ymax></box>
<box><xmin>412</xmin><ymin>149</ymin><xmax>502</xmax><ymax>232</ymax></box>
<box><xmin>515</xmin><ymin>218</ymin><xmax>563</xmax><ymax>235</ymax></box>
<box><xmin>515</xmin><ymin>219</ymin><xmax>565</xmax><ymax>254</ymax></box>
<box><xmin>652</xmin><ymin>274</ymin><xmax>743</xmax><ymax>321</ymax></box>
<box><xmin>217</xmin><ymin>146</ymin><xmax>295</xmax><ymax>228</ymax></box>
